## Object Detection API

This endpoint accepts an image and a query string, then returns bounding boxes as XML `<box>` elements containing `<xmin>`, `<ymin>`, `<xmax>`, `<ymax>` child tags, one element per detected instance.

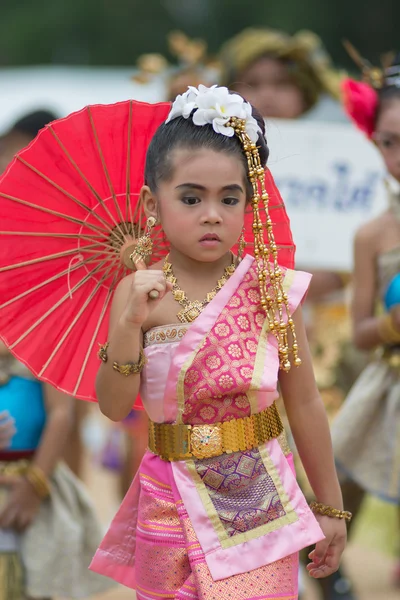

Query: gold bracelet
<box><xmin>98</xmin><ymin>342</ymin><xmax>146</xmax><ymax>376</ymax></box>
<box><xmin>377</xmin><ymin>314</ymin><xmax>400</xmax><ymax>345</ymax></box>
<box><xmin>25</xmin><ymin>465</ymin><xmax>51</xmax><ymax>499</ymax></box>
<box><xmin>310</xmin><ymin>501</ymin><xmax>352</xmax><ymax>522</ymax></box>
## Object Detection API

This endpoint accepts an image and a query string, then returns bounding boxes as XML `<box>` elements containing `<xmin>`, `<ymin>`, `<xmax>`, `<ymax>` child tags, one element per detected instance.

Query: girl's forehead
<box><xmin>377</xmin><ymin>98</ymin><xmax>400</xmax><ymax>129</ymax></box>
<box><xmin>170</xmin><ymin>147</ymin><xmax>246</xmax><ymax>179</ymax></box>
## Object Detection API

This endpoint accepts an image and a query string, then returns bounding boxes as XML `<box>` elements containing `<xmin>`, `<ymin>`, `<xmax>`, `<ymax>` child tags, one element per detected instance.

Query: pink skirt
<box><xmin>90</xmin><ymin>450</ymin><xmax>300</xmax><ymax>600</ymax></box>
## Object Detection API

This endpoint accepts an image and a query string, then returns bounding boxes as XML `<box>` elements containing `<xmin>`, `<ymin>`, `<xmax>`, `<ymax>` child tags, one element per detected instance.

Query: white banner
<box><xmin>267</xmin><ymin>119</ymin><xmax>387</xmax><ymax>271</ymax></box>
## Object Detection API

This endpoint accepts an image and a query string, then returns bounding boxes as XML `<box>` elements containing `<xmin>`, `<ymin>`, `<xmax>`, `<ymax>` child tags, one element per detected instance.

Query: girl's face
<box><xmin>232</xmin><ymin>56</ymin><xmax>306</xmax><ymax>120</ymax></box>
<box><xmin>374</xmin><ymin>98</ymin><xmax>400</xmax><ymax>183</ymax></box>
<box><xmin>144</xmin><ymin>148</ymin><xmax>247</xmax><ymax>263</ymax></box>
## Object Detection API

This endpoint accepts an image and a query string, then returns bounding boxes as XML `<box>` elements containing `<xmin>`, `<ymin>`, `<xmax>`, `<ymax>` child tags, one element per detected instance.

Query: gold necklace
<box><xmin>163</xmin><ymin>254</ymin><xmax>236</xmax><ymax>323</ymax></box>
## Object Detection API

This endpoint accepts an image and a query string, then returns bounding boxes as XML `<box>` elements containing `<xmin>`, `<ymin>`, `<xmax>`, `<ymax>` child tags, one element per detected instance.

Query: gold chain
<box><xmin>163</xmin><ymin>254</ymin><xmax>236</xmax><ymax>323</ymax></box>
<box><xmin>227</xmin><ymin>116</ymin><xmax>301</xmax><ymax>371</ymax></box>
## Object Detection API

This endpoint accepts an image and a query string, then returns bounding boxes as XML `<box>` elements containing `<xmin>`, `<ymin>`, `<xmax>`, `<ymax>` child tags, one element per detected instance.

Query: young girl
<box><xmin>331</xmin><ymin>54</ymin><xmax>400</xmax><ymax>583</ymax></box>
<box><xmin>90</xmin><ymin>84</ymin><xmax>349</xmax><ymax>599</ymax></box>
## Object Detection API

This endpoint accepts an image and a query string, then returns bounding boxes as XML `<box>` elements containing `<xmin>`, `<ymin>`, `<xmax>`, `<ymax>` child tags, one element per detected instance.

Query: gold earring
<box><xmin>238</xmin><ymin>229</ymin><xmax>246</xmax><ymax>262</ymax></box>
<box><xmin>130</xmin><ymin>216</ymin><xmax>156</xmax><ymax>266</ymax></box>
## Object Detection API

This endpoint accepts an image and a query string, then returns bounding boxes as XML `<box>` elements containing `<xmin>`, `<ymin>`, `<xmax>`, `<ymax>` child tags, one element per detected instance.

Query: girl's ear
<box><xmin>139</xmin><ymin>185</ymin><xmax>158</xmax><ymax>220</ymax></box>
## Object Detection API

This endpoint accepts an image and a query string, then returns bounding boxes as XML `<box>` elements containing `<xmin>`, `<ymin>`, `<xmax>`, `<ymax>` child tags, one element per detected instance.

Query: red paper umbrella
<box><xmin>0</xmin><ymin>99</ymin><xmax>295</xmax><ymax>403</ymax></box>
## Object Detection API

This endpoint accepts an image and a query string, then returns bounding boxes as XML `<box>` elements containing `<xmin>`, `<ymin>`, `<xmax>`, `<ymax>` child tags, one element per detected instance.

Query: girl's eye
<box><xmin>222</xmin><ymin>197</ymin><xmax>240</xmax><ymax>206</ymax></box>
<box><xmin>181</xmin><ymin>197</ymin><xmax>200</xmax><ymax>205</ymax></box>
<box><xmin>382</xmin><ymin>138</ymin><xmax>394</xmax><ymax>149</ymax></box>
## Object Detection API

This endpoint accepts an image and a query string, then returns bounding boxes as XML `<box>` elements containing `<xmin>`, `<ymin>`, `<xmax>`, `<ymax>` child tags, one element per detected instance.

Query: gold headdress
<box><xmin>132</xmin><ymin>31</ymin><xmax>219</xmax><ymax>100</ymax></box>
<box><xmin>343</xmin><ymin>41</ymin><xmax>385</xmax><ymax>89</ymax></box>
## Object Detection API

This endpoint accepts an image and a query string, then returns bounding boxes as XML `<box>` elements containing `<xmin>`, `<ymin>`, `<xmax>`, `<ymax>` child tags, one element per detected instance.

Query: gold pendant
<box><xmin>177</xmin><ymin>301</ymin><xmax>204</xmax><ymax>323</ymax></box>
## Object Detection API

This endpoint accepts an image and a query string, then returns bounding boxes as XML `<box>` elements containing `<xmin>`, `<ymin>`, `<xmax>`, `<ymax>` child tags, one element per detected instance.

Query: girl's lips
<box><xmin>199</xmin><ymin>239</ymin><xmax>220</xmax><ymax>247</ymax></box>
<box><xmin>200</xmin><ymin>234</ymin><xmax>221</xmax><ymax>242</ymax></box>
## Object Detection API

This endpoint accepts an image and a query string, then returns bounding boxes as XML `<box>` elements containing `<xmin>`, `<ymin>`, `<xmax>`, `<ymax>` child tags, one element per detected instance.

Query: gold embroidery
<box><xmin>185</xmin><ymin>443</ymin><xmax>299</xmax><ymax>550</ymax></box>
<box><xmin>143</xmin><ymin>324</ymin><xmax>188</xmax><ymax>347</ymax></box>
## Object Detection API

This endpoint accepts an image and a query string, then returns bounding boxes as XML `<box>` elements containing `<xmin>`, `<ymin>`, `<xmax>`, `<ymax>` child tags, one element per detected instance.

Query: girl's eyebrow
<box><xmin>175</xmin><ymin>183</ymin><xmax>244</xmax><ymax>193</ymax></box>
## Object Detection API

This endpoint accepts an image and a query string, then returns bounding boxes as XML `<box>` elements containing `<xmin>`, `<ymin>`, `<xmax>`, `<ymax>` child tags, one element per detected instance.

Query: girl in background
<box><xmin>332</xmin><ymin>52</ymin><xmax>400</xmax><ymax>588</ymax></box>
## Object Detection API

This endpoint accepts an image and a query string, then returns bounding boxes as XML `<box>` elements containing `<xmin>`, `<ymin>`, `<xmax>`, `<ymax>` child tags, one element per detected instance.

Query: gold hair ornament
<box><xmin>343</xmin><ymin>40</ymin><xmax>399</xmax><ymax>90</ymax></box>
<box><xmin>227</xmin><ymin>117</ymin><xmax>300</xmax><ymax>371</ymax></box>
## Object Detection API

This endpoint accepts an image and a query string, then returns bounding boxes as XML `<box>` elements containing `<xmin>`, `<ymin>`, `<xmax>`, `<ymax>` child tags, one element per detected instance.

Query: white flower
<box><xmin>165</xmin><ymin>84</ymin><xmax>262</xmax><ymax>142</ymax></box>
<box><xmin>165</xmin><ymin>88</ymin><xmax>197</xmax><ymax>123</ymax></box>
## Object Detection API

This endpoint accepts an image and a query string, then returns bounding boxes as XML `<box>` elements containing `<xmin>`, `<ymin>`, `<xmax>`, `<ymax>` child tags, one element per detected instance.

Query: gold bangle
<box><xmin>98</xmin><ymin>342</ymin><xmax>146</xmax><ymax>376</ymax></box>
<box><xmin>377</xmin><ymin>314</ymin><xmax>400</xmax><ymax>345</ymax></box>
<box><xmin>25</xmin><ymin>466</ymin><xmax>51</xmax><ymax>499</ymax></box>
<box><xmin>310</xmin><ymin>501</ymin><xmax>352</xmax><ymax>522</ymax></box>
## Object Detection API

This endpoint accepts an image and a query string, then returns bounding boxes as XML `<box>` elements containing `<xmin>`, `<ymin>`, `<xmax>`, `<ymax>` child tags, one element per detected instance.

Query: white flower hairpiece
<box><xmin>165</xmin><ymin>84</ymin><xmax>262</xmax><ymax>143</ymax></box>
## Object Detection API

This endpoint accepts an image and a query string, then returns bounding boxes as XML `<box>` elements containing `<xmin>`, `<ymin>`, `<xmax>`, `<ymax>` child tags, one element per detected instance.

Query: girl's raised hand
<box><xmin>121</xmin><ymin>260</ymin><xmax>172</xmax><ymax>327</ymax></box>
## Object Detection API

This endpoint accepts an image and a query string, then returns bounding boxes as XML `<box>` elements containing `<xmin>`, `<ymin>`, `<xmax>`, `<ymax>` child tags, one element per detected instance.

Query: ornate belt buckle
<box><xmin>190</xmin><ymin>424</ymin><xmax>223</xmax><ymax>459</ymax></box>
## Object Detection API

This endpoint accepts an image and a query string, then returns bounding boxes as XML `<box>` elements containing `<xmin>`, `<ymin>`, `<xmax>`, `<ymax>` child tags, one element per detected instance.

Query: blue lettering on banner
<box><xmin>274</xmin><ymin>162</ymin><xmax>381</xmax><ymax>212</ymax></box>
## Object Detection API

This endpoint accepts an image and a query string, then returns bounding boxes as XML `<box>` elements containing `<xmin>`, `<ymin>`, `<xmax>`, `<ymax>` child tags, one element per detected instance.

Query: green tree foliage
<box><xmin>0</xmin><ymin>0</ymin><xmax>398</xmax><ymax>69</ymax></box>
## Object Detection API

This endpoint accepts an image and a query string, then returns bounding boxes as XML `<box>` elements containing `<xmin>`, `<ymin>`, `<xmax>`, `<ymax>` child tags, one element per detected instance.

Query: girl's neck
<box><xmin>167</xmin><ymin>247</ymin><xmax>235</xmax><ymax>281</ymax></box>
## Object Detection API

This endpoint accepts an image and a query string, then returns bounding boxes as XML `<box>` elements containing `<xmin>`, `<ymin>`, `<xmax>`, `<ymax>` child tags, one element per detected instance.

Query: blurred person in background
<box><xmin>219</xmin><ymin>28</ymin><xmax>349</xmax><ymax>296</ymax></box>
<box><xmin>219</xmin><ymin>27</ymin><xmax>348</xmax><ymax>122</ymax></box>
<box><xmin>0</xmin><ymin>109</ymin><xmax>92</xmax><ymax>481</ymax></box>
<box><xmin>0</xmin><ymin>341</ymin><xmax>114</xmax><ymax>599</ymax></box>
<box><xmin>332</xmin><ymin>50</ymin><xmax>400</xmax><ymax>591</ymax></box>
<box><xmin>0</xmin><ymin>111</ymin><xmax>114</xmax><ymax>598</ymax></box>
<box><xmin>220</xmin><ymin>28</ymin><xmax>364</xmax><ymax>600</ymax></box>
<box><xmin>0</xmin><ymin>110</ymin><xmax>58</xmax><ymax>174</ymax></box>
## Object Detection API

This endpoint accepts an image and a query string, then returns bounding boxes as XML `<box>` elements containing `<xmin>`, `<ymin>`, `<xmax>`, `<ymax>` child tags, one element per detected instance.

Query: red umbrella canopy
<box><xmin>0</xmin><ymin>99</ymin><xmax>294</xmax><ymax>403</ymax></box>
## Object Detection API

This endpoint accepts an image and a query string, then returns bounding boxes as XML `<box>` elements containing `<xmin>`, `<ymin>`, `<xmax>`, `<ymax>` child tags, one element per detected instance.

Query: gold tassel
<box><xmin>0</xmin><ymin>552</ymin><xmax>24</xmax><ymax>600</ymax></box>
<box><xmin>228</xmin><ymin>117</ymin><xmax>301</xmax><ymax>371</ymax></box>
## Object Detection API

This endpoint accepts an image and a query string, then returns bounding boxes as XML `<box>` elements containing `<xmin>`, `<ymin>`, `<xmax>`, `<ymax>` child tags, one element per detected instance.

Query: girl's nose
<box><xmin>202</xmin><ymin>206</ymin><xmax>222</xmax><ymax>224</ymax></box>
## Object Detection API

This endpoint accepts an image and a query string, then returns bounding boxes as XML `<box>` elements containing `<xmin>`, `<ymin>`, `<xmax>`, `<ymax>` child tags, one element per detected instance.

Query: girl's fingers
<box><xmin>133</xmin><ymin>257</ymin><xmax>147</xmax><ymax>271</ymax></box>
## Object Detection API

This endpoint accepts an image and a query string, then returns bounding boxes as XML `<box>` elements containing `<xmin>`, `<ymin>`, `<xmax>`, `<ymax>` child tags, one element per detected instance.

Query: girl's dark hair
<box><xmin>144</xmin><ymin>105</ymin><xmax>269</xmax><ymax>198</ymax></box>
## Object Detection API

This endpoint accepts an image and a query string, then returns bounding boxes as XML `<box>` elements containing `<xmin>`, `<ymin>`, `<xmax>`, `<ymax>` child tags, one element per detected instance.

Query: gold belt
<box><xmin>148</xmin><ymin>402</ymin><xmax>283</xmax><ymax>461</ymax></box>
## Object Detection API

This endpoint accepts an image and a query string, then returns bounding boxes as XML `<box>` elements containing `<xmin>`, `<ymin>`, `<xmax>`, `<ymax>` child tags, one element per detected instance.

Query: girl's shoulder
<box><xmin>355</xmin><ymin>210</ymin><xmax>391</xmax><ymax>248</ymax></box>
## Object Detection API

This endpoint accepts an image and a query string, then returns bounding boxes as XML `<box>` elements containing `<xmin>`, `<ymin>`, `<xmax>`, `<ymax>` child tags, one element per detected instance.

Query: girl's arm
<box><xmin>279</xmin><ymin>307</ymin><xmax>346</xmax><ymax>578</ymax></box>
<box><xmin>96</xmin><ymin>268</ymin><xmax>171</xmax><ymax>422</ymax></box>
<box><xmin>96</xmin><ymin>276</ymin><xmax>144</xmax><ymax>422</ymax></box>
<box><xmin>351</xmin><ymin>222</ymin><xmax>390</xmax><ymax>350</ymax></box>
<box><xmin>279</xmin><ymin>307</ymin><xmax>342</xmax><ymax>508</ymax></box>
<box><xmin>0</xmin><ymin>384</ymin><xmax>74</xmax><ymax>531</ymax></box>
<box><xmin>30</xmin><ymin>383</ymin><xmax>75</xmax><ymax>477</ymax></box>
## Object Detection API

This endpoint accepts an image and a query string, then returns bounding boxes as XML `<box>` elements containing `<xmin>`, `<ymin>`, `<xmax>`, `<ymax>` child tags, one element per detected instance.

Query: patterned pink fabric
<box><xmin>91</xmin><ymin>451</ymin><xmax>299</xmax><ymax>600</ymax></box>
<box><xmin>183</xmin><ymin>264</ymin><xmax>264</xmax><ymax>424</ymax></box>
